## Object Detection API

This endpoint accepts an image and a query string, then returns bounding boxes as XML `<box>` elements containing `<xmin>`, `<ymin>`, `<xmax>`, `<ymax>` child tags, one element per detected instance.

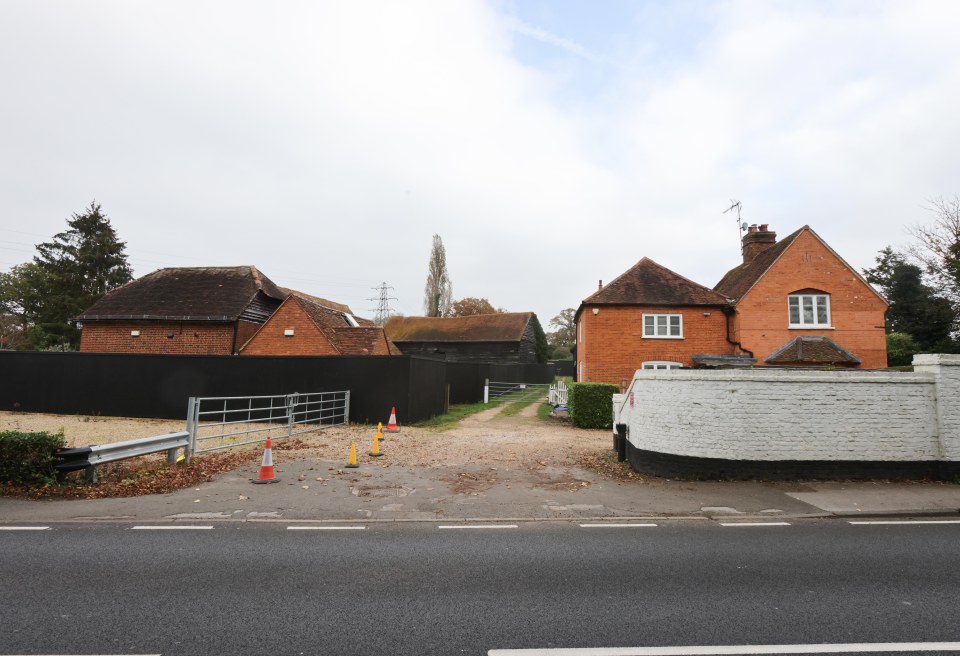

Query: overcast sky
<box><xmin>2</xmin><ymin>0</ymin><xmax>959</xmax><ymax>326</ymax></box>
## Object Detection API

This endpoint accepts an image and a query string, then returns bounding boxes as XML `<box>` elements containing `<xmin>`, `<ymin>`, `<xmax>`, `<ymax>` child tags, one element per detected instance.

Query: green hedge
<box><xmin>568</xmin><ymin>382</ymin><xmax>619</xmax><ymax>429</ymax></box>
<box><xmin>0</xmin><ymin>430</ymin><xmax>66</xmax><ymax>486</ymax></box>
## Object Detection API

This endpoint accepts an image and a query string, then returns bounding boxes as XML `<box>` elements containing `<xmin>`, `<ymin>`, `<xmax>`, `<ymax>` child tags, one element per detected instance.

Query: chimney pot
<box><xmin>748</xmin><ymin>224</ymin><xmax>758</xmax><ymax>233</ymax></box>
<box><xmin>759</xmin><ymin>223</ymin><xmax>769</xmax><ymax>232</ymax></box>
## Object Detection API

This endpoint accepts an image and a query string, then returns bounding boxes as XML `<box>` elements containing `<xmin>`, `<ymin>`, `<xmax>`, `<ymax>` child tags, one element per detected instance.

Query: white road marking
<box><xmin>849</xmin><ymin>520</ymin><xmax>960</xmax><ymax>525</ymax></box>
<box><xmin>488</xmin><ymin>641</ymin><xmax>960</xmax><ymax>655</ymax></box>
<box><xmin>0</xmin><ymin>526</ymin><xmax>50</xmax><ymax>531</ymax></box>
<box><xmin>718</xmin><ymin>522</ymin><xmax>791</xmax><ymax>527</ymax></box>
<box><xmin>131</xmin><ymin>525</ymin><xmax>214</xmax><ymax>530</ymax></box>
<box><xmin>438</xmin><ymin>524</ymin><xmax>518</xmax><ymax>529</ymax></box>
<box><xmin>287</xmin><ymin>525</ymin><xmax>366</xmax><ymax>530</ymax></box>
<box><xmin>579</xmin><ymin>523</ymin><xmax>658</xmax><ymax>528</ymax></box>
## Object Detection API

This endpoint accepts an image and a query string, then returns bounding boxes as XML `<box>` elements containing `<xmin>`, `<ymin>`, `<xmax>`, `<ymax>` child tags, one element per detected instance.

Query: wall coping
<box><xmin>630</xmin><ymin>369</ymin><xmax>932</xmax><ymax>385</ymax></box>
<box><xmin>913</xmin><ymin>354</ymin><xmax>960</xmax><ymax>366</ymax></box>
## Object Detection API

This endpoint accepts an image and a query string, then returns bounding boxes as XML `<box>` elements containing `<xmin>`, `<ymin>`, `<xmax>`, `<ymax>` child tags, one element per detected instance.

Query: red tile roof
<box><xmin>764</xmin><ymin>336</ymin><xmax>861</xmax><ymax>365</ymax></box>
<box><xmin>383</xmin><ymin>313</ymin><xmax>534</xmax><ymax>342</ymax></box>
<box><xmin>713</xmin><ymin>227</ymin><xmax>805</xmax><ymax>300</ymax></box>
<box><xmin>582</xmin><ymin>257</ymin><xmax>730</xmax><ymax>307</ymax></box>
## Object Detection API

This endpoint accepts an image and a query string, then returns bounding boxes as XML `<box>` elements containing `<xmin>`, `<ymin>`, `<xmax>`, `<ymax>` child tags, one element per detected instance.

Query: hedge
<box><xmin>568</xmin><ymin>382</ymin><xmax>619</xmax><ymax>429</ymax></box>
<box><xmin>0</xmin><ymin>430</ymin><xmax>66</xmax><ymax>486</ymax></box>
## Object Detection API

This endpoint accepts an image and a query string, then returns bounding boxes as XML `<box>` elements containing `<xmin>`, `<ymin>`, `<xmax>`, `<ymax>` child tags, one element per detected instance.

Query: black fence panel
<box><xmin>549</xmin><ymin>360</ymin><xmax>575</xmax><ymax>377</ymax></box>
<box><xmin>0</xmin><ymin>352</ymin><xmax>560</xmax><ymax>424</ymax></box>
<box><xmin>445</xmin><ymin>362</ymin><xmax>485</xmax><ymax>405</ymax></box>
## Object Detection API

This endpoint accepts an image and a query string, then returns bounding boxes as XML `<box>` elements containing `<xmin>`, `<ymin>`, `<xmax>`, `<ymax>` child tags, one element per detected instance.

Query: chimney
<box><xmin>741</xmin><ymin>224</ymin><xmax>776</xmax><ymax>263</ymax></box>
<box><xmin>598</xmin><ymin>279</ymin><xmax>603</xmax><ymax>291</ymax></box>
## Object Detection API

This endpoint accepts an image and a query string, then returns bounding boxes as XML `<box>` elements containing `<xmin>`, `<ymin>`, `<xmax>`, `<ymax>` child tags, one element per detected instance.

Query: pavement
<box><xmin>2</xmin><ymin>453</ymin><xmax>960</xmax><ymax>524</ymax></box>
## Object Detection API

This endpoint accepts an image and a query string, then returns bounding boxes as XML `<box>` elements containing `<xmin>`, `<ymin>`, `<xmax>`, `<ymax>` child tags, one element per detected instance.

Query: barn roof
<box><xmin>582</xmin><ymin>257</ymin><xmax>730</xmax><ymax>307</ymax></box>
<box><xmin>383</xmin><ymin>313</ymin><xmax>534</xmax><ymax>343</ymax></box>
<box><xmin>77</xmin><ymin>266</ymin><xmax>287</xmax><ymax>322</ymax></box>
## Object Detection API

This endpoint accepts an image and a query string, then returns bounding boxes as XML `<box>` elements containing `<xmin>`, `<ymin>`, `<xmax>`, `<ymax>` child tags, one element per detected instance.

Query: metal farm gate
<box><xmin>186</xmin><ymin>390</ymin><xmax>349</xmax><ymax>455</ymax></box>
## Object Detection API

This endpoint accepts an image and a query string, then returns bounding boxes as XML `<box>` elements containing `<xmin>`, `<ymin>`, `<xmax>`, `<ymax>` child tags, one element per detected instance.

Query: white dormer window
<box><xmin>344</xmin><ymin>313</ymin><xmax>360</xmax><ymax>327</ymax></box>
<box><xmin>788</xmin><ymin>293</ymin><xmax>831</xmax><ymax>328</ymax></box>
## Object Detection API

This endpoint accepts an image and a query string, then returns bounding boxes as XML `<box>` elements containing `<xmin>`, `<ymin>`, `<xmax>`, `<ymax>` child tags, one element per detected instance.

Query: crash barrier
<box><xmin>186</xmin><ymin>390</ymin><xmax>349</xmax><ymax>455</ymax></box>
<box><xmin>483</xmin><ymin>380</ymin><xmax>550</xmax><ymax>404</ymax></box>
<box><xmin>54</xmin><ymin>431</ymin><xmax>190</xmax><ymax>483</ymax></box>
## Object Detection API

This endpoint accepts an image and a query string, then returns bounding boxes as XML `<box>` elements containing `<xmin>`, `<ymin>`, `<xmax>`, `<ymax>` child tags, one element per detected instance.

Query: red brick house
<box><xmin>384</xmin><ymin>313</ymin><xmax>547</xmax><ymax>363</ymax></box>
<box><xmin>239</xmin><ymin>293</ymin><xmax>397</xmax><ymax>356</ymax></box>
<box><xmin>575</xmin><ymin>225</ymin><xmax>888</xmax><ymax>386</ymax></box>
<box><xmin>78</xmin><ymin>266</ymin><xmax>287</xmax><ymax>355</ymax></box>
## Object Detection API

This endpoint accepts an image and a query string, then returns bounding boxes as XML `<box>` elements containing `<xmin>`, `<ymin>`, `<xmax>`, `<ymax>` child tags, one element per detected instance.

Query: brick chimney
<box><xmin>741</xmin><ymin>223</ymin><xmax>776</xmax><ymax>263</ymax></box>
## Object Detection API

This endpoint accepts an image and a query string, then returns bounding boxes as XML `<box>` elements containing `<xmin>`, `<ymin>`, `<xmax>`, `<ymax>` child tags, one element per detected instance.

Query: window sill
<box><xmin>641</xmin><ymin>335</ymin><xmax>684</xmax><ymax>339</ymax></box>
<box><xmin>788</xmin><ymin>325</ymin><xmax>834</xmax><ymax>330</ymax></box>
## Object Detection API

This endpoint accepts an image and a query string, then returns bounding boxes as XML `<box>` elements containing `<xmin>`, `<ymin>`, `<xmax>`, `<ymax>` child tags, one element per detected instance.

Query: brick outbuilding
<box><xmin>239</xmin><ymin>293</ymin><xmax>397</xmax><ymax>356</ymax></box>
<box><xmin>77</xmin><ymin>266</ymin><xmax>287</xmax><ymax>355</ymax></box>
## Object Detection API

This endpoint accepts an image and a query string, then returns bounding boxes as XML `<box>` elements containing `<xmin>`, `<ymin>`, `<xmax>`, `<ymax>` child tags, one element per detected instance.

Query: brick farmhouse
<box><xmin>575</xmin><ymin>225</ymin><xmax>888</xmax><ymax>386</ymax></box>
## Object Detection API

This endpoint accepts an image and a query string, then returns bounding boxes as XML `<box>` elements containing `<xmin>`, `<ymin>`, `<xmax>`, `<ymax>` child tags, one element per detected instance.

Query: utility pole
<box><xmin>368</xmin><ymin>282</ymin><xmax>398</xmax><ymax>326</ymax></box>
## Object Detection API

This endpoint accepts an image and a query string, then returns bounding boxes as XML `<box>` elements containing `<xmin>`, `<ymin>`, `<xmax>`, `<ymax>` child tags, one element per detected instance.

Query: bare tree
<box><xmin>907</xmin><ymin>195</ymin><xmax>960</xmax><ymax>306</ymax></box>
<box><xmin>422</xmin><ymin>234</ymin><xmax>453</xmax><ymax>317</ymax></box>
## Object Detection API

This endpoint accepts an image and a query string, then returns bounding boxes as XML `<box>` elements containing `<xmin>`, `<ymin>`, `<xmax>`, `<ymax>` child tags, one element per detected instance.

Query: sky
<box><xmin>2</xmin><ymin>0</ymin><xmax>959</xmax><ymax>327</ymax></box>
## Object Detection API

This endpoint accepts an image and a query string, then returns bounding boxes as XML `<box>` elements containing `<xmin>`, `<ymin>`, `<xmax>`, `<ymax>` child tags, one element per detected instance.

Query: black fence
<box><xmin>0</xmin><ymin>352</ymin><xmax>556</xmax><ymax>424</ymax></box>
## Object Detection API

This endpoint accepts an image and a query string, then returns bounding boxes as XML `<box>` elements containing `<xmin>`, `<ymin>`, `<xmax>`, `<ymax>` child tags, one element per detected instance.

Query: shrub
<box><xmin>568</xmin><ymin>382</ymin><xmax>619</xmax><ymax>429</ymax></box>
<box><xmin>0</xmin><ymin>430</ymin><xmax>66</xmax><ymax>486</ymax></box>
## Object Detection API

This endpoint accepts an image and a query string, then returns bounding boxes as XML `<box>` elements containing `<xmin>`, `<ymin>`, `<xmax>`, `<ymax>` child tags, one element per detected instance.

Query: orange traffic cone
<box><xmin>252</xmin><ymin>437</ymin><xmax>279</xmax><ymax>484</ymax></box>
<box><xmin>345</xmin><ymin>441</ymin><xmax>359</xmax><ymax>468</ymax></box>
<box><xmin>386</xmin><ymin>407</ymin><xmax>400</xmax><ymax>433</ymax></box>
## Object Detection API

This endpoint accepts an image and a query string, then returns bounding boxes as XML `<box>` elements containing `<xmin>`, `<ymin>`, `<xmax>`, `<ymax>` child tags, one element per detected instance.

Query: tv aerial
<box><xmin>723</xmin><ymin>199</ymin><xmax>746</xmax><ymax>253</ymax></box>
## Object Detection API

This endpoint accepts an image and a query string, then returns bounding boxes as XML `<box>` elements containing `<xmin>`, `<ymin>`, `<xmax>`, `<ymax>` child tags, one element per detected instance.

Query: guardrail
<box><xmin>53</xmin><ymin>431</ymin><xmax>190</xmax><ymax>483</ymax></box>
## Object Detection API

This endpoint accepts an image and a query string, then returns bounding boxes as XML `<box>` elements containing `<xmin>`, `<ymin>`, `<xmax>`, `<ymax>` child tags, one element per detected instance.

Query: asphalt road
<box><xmin>2</xmin><ymin>519</ymin><xmax>960</xmax><ymax>655</ymax></box>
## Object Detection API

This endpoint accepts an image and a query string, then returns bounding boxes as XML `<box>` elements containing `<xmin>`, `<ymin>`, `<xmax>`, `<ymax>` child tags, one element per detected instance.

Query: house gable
<box><xmin>726</xmin><ymin>228</ymin><xmax>888</xmax><ymax>367</ymax></box>
<box><xmin>240</xmin><ymin>296</ymin><xmax>340</xmax><ymax>356</ymax></box>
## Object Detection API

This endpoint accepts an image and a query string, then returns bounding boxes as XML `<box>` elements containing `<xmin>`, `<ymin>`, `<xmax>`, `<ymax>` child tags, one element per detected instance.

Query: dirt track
<box><xmin>0</xmin><ymin>402</ymin><xmax>608</xmax><ymax>471</ymax></box>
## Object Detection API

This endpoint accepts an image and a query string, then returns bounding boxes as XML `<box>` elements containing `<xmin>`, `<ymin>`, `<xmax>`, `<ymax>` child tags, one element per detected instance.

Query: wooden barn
<box><xmin>383</xmin><ymin>313</ymin><xmax>547</xmax><ymax>364</ymax></box>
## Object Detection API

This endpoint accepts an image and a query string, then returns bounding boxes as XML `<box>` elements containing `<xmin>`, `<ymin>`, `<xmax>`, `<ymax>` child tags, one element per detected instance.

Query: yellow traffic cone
<box><xmin>376</xmin><ymin>421</ymin><xmax>385</xmax><ymax>441</ymax></box>
<box><xmin>369</xmin><ymin>431</ymin><xmax>384</xmax><ymax>458</ymax></box>
<box><xmin>345</xmin><ymin>441</ymin><xmax>359</xmax><ymax>468</ymax></box>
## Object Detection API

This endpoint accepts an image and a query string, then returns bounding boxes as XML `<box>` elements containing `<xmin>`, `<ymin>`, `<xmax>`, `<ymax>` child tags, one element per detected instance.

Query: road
<box><xmin>2</xmin><ymin>519</ymin><xmax>960</xmax><ymax>655</ymax></box>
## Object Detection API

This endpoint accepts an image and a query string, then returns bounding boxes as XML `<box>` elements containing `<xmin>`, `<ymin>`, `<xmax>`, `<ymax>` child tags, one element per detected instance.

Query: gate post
<box><xmin>484</xmin><ymin>379</ymin><xmax>489</xmax><ymax>404</ymax></box>
<box><xmin>343</xmin><ymin>391</ymin><xmax>351</xmax><ymax>425</ymax></box>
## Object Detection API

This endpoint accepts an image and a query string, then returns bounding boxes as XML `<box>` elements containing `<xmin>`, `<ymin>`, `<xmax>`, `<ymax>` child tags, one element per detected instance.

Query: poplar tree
<box><xmin>422</xmin><ymin>234</ymin><xmax>452</xmax><ymax>317</ymax></box>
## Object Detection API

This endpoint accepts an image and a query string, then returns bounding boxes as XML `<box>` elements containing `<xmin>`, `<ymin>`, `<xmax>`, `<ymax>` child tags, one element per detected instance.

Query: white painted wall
<box><xmin>618</xmin><ymin>355</ymin><xmax>960</xmax><ymax>462</ymax></box>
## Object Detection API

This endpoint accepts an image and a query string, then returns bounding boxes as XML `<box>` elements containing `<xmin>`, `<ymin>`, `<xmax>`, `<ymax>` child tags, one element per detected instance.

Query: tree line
<box><xmin>0</xmin><ymin>202</ymin><xmax>132</xmax><ymax>351</ymax></box>
<box><xmin>863</xmin><ymin>195</ymin><xmax>960</xmax><ymax>365</ymax></box>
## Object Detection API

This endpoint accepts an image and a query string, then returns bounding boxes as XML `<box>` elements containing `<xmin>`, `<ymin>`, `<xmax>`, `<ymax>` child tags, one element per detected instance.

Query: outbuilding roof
<box><xmin>383</xmin><ymin>313</ymin><xmax>535</xmax><ymax>343</ymax></box>
<box><xmin>77</xmin><ymin>266</ymin><xmax>287</xmax><ymax>322</ymax></box>
<box><xmin>581</xmin><ymin>257</ymin><xmax>730</xmax><ymax>307</ymax></box>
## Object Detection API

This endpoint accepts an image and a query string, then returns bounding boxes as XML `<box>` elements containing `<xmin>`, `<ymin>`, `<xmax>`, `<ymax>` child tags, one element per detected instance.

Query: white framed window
<box><xmin>642</xmin><ymin>361</ymin><xmax>682</xmax><ymax>370</ymax></box>
<box><xmin>788</xmin><ymin>293</ymin><xmax>831</xmax><ymax>328</ymax></box>
<box><xmin>642</xmin><ymin>313</ymin><xmax>683</xmax><ymax>339</ymax></box>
